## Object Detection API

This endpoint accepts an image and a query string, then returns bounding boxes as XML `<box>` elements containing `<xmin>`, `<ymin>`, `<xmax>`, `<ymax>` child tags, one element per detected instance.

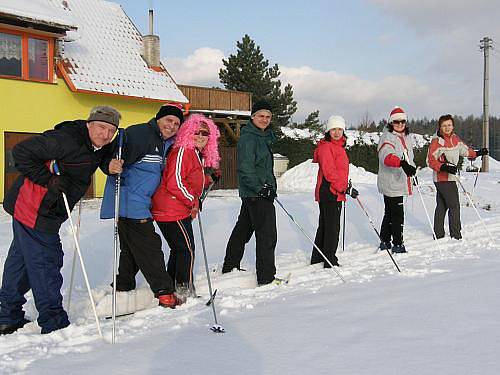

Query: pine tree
<box><xmin>290</xmin><ymin>110</ymin><xmax>324</xmax><ymax>139</ymax></box>
<box><xmin>219</xmin><ymin>34</ymin><xmax>297</xmax><ymax>136</ymax></box>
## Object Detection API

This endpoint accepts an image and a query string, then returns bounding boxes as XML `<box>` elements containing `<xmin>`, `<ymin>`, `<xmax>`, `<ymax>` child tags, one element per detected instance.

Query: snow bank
<box><xmin>278</xmin><ymin>159</ymin><xmax>377</xmax><ymax>192</ymax></box>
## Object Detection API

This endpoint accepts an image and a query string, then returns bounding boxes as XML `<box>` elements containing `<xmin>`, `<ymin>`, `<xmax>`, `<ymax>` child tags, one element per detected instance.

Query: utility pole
<box><xmin>480</xmin><ymin>36</ymin><xmax>493</xmax><ymax>172</ymax></box>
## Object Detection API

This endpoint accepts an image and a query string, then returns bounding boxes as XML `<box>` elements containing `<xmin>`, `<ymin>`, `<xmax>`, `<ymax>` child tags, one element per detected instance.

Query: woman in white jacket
<box><xmin>377</xmin><ymin>107</ymin><xmax>416</xmax><ymax>254</ymax></box>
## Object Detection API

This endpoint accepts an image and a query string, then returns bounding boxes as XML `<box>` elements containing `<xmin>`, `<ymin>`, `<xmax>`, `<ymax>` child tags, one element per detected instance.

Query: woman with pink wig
<box><xmin>151</xmin><ymin>114</ymin><xmax>220</xmax><ymax>301</ymax></box>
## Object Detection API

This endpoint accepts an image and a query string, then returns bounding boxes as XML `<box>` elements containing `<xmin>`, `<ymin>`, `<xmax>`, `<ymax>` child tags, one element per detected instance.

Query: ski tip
<box><xmin>210</xmin><ymin>324</ymin><xmax>225</xmax><ymax>334</ymax></box>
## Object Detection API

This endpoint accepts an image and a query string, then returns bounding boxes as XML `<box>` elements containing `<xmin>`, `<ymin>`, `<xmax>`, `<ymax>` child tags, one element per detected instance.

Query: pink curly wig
<box><xmin>174</xmin><ymin>114</ymin><xmax>220</xmax><ymax>168</ymax></box>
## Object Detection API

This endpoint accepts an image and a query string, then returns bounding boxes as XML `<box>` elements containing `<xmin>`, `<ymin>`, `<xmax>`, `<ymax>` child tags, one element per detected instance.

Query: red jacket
<box><xmin>313</xmin><ymin>138</ymin><xmax>349</xmax><ymax>202</ymax></box>
<box><xmin>427</xmin><ymin>132</ymin><xmax>476</xmax><ymax>182</ymax></box>
<box><xmin>151</xmin><ymin>147</ymin><xmax>208</xmax><ymax>222</ymax></box>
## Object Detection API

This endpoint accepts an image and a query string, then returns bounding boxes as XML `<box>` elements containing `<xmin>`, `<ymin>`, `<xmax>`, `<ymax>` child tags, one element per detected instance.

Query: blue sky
<box><xmin>114</xmin><ymin>0</ymin><xmax>500</xmax><ymax>125</ymax></box>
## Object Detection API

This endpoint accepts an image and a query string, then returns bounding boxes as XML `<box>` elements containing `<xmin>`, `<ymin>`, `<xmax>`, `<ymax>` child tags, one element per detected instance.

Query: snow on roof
<box><xmin>0</xmin><ymin>0</ymin><xmax>77</xmax><ymax>30</ymax></box>
<box><xmin>49</xmin><ymin>0</ymin><xmax>188</xmax><ymax>102</ymax></box>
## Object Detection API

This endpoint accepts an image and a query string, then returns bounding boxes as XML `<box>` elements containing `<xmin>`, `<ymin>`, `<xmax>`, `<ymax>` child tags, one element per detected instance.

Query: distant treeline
<box><xmin>274</xmin><ymin>115</ymin><xmax>500</xmax><ymax>173</ymax></box>
<box><xmin>358</xmin><ymin>115</ymin><xmax>500</xmax><ymax>150</ymax></box>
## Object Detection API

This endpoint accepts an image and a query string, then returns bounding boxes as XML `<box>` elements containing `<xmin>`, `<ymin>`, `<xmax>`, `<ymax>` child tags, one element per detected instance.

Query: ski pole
<box><xmin>354</xmin><ymin>197</ymin><xmax>401</xmax><ymax>273</ymax></box>
<box><xmin>411</xmin><ymin>173</ymin><xmax>443</xmax><ymax>255</ymax></box>
<box><xmin>197</xmin><ymin>210</ymin><xmax>225</xmax><ymax>333</ymax></box>
<box><xmin>198</xmin><ymin>181</ymin><xmax>225</xmax><ymax>333</ymax></box>
<box><xmin>66</xmin><ymin>199</ymin><xmax>82</xmax><ymax>314</ymax></box>
<box><xmin>53</xmin><ymin>162</ymin><xmax>102</xmax><ymax>338</ymax></box>
<box><xmin>274</xmin><ymin>197</ymin><xmax>345</xmax><ymax>283</ymax></box>
<box><xmin>455</xmin><ymin>175</ymin><xmax>494</xmax><ymax>242</ymax></box>
<box><xmin>342</xmin><ymin>201</ymin><xmax>346</xmax><ymax>252</ymax></box>
<box><xmin>468</xmin><ymin>157</ymin><xmax>481</xmax><ymax>205</ymax></box>
<box><xmin>112</xmin><ymin>129</ymin><xmax>124</xmax><ymax>344</ymax></box>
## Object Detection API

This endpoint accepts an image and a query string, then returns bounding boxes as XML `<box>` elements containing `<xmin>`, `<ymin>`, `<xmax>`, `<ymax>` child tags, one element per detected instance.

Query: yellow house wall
<box><xmin>0</xmin><ymin>76</ymin><xmax>166</xmax><ymax>202</ymax></box>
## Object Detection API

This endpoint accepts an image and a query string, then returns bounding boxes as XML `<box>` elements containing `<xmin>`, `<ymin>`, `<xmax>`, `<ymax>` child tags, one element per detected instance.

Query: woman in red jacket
<box><xmin>152</xmin><ymin>114</ymin><xmax>220</xmax><ymax>300</ymax></box>
<box><xmin>312</xmin><ymin>115</ymin><xmax>358</xmax><ymax>268</ymax></box>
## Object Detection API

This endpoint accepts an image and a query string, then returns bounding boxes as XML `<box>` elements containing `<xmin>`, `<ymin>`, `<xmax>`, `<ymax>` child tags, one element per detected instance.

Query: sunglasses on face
<box><xmin>194</xmin><ymin>130</ymin><xmax>210</xmax><ymax>137</ymax></box>
<box><xmin>392</xmin><ymin>120</ymin><xmax>406</xmax><ymax>125</ymax></box>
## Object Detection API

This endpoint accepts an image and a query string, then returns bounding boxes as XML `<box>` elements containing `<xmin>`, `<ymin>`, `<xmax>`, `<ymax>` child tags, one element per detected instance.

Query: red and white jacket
<box><xmin>151</xmin><ymin>147</ymin><xmax>209</xmax><ymax>222</ymax></box>
<box><xmin>427</xmin><ymin>132</ymin><xmax>476</xmax><ymax>182</ymax></box>
<box><xmin>313</xmin><ymin>138</ymin><xmax>349</xmax><ymax>202</ymax></box>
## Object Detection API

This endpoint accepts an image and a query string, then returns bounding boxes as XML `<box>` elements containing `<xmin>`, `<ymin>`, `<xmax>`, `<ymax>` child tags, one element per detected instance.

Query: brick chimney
<box><xmin>142</xmin><ymin>9</ymin><xmax>161</xmax><ymax>69</ymax></box>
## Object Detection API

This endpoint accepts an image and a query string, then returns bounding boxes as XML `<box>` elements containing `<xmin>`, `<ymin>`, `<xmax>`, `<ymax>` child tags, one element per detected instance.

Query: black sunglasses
<box><xmin>194</xmin><ymin>130</ymin><xmax>210</xmax><ymax>137</ymax></box>
<box><xmin>392</xmin><ymin>120</ymin><xmax>406</xmax><ymax>125</ymax></box>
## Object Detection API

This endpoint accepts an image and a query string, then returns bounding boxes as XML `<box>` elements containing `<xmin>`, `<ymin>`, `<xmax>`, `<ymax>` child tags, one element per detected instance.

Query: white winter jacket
<box><xmin>377</xmin><ymin>130</ymin><xmax>415</xmax><ymax>197</ymax></box>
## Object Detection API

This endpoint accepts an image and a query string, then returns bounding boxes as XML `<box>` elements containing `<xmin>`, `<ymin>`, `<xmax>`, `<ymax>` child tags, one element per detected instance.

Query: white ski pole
<box><xmin>198</xmin><ymin>209</ymin><xmax>225</xmax><ymax>334</ymax></box>
<box><xmin>53</xmin><ymin>163</ymin><xmax>102</xmax><ymax>338</ymax></box>
<box><xmin>411</xmin><ymin>171</ymin><xmax>443</xmax><ymax>255</ymax></box>
<box><xmin>66</xmin><ymin>199</ymin><xmax>82</xmax><ymax>314</ymax></box>
<box><xmin>455</xmin><ymin>176</ymin><xmax>494</xmax><ymax>242</ymax></box>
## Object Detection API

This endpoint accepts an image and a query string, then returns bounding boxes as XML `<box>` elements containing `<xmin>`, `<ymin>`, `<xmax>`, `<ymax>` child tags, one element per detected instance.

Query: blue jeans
<box><xmin>0</xmin><ymin>219</ymin><xmax>69</xmax><ymax>334</ymax></box>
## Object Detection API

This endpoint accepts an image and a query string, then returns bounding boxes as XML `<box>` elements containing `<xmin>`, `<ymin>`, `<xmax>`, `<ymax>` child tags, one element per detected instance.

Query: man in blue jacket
<box><xmin>100</xmin><ymin>104</ymin><xmax>184</xmax><ymax>308</ymax></box>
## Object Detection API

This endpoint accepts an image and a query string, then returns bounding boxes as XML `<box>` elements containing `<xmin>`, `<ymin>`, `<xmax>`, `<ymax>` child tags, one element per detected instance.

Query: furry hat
<box><xmin>324</xmin><ymin>115</ymin><xmax>346</xmax><ymax>132</ymax></box>
<box><xmin>174</xmin><ymin>114</ymin><xmax>220</xmax><ymax>168</ymax></box>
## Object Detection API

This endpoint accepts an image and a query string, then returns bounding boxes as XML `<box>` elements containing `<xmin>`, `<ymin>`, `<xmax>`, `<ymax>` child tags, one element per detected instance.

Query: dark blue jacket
<box><xmin>100</xmin><ymin>119</ymin><xmax>174</xmax><ymax>219</ymax></box>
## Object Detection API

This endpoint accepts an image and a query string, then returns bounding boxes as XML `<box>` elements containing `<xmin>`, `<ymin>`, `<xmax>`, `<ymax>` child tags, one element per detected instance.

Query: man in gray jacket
<box><xmin>377</xmin><ymin>106</ymin><xmax>416</xmax><ymax>254</ymax></box>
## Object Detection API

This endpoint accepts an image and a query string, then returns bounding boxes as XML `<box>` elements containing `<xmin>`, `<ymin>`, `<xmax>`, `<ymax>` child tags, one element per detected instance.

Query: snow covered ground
<box><xmin>1</xmin><ymin>157</ymin><xmax>499</xmax><ymax>374</ymax></box>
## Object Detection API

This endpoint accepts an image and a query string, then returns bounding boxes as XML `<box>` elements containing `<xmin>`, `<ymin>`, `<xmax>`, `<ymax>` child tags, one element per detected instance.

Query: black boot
<box><xmin>0</xmin><ymin>318</ymin><xmax>30</xmax><ymax>335</ymax></box>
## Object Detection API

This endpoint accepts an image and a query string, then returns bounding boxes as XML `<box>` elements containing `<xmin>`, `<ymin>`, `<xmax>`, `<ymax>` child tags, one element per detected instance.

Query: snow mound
<box><xmin>278</xmin><ymin>159</ymin><xmax>377</xmax><ymax>192</ymax></box>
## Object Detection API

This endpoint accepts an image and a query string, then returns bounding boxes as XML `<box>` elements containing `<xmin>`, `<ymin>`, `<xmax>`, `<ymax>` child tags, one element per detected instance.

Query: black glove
<box><xmin>47</xmin><ymin>175</ymin><xmax>72</xmax><ymax>194</ymax></box>
<box><xmin>474</xmin><ymin>148</ymin><xmax>488</xmax><ymax>157</ymax></box>
<box><xmin>400</xmin><ymin>160</ymin><xmax>416</xmax><ymax>177</ymax></box>
<box><xmin>346</xmin><ymin>187</ymin><xmax>359</xmax><ymax>199</ymax></box>
<box><xmin>205</xmin><ymin>167</ymin><xmax>221</xmax><ymax>184</ymax></box>
<box><xmin>258</xmin><ymin>184</ymin><xmax>276</xmax><ymax>201</ymax></box>
<box><xmin>440</xmin><ymin>163</ymin><xmax>457</xmax><ymax>175</ymax></box>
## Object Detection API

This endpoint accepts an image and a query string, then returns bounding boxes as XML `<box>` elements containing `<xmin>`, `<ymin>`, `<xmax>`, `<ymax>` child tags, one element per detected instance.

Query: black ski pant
<box><xmin>223</xmin><ymin>197</ymin><xmax>277</xmax><ymax>285</ymax></box>
<box><xmin>433</xmin><ymin>181</ymin><xmax>462</xmax><ymax>239</ymax></box>
<box><xmin>380</xmin><ymin>195</ymin><xmax>404</xmax><ymax>246</ymax></box>
<box><xmin>116</xmin><ymin>218</ymin><xmax>174</xmax><ymax>296</ymax></box>
<box><xmin>156</xmin><ymin>217</ymin><xmax>195</xmax><ymax>290</ymax></box>
<box><xmin>311</xmin><ymin>200</ymin><xmax>342</xmax><ymax>267</ymax></box>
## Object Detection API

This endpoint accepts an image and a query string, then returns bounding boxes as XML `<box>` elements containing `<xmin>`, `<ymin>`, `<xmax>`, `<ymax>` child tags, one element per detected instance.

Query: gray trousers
<box><xmin>434</xmin><ymin>181</ymin><xmax>462</xmax><ymax>239</ymax></box>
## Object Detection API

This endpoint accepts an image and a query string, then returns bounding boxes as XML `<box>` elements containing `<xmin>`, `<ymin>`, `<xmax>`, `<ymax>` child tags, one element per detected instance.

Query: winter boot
<box><xmin>158</xmin><ymin>294</ymin><xmax>183</xmax><ymax>309</ymax></box>
<box><xmin>0</xmin><ymin>318</ymin><xmax>30</xmax><ymax>335</ymax></box>
<box><xmin>379</xmin><ymin>241</ymin><xmax>392</xmax><ymax>251</ymax></box>
<box><xmin>175</xmin><ymin>283</ymin><xmax>197</xmax><ymax>303</ymax></box>
<box><xmin>392</xmin><ymin>244</ymin><xmax>407</xmax><ymax>254</ymax></box>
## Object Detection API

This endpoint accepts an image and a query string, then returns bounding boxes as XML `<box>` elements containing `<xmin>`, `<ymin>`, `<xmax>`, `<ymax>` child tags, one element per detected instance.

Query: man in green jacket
<box><xmin>222</xmin><ymin>100</ymin><xmax>278</xmax><ymax>285</ymax></box>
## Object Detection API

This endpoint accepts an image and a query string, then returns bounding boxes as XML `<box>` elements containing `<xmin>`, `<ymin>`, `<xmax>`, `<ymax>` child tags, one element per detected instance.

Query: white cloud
<box><xmin>281</xmin><ymin>65</ymin><xmax>455</xmax><ymax>125</ymax></box>
<box><xmin>163</xmin><ymin>45</ymin><xmax>490</xmax><ymax>126</ymax></box>
<box><xmin>162</xmin><ymin>47</ymin><xmax>224</xmax><ymax>87</ymax></box>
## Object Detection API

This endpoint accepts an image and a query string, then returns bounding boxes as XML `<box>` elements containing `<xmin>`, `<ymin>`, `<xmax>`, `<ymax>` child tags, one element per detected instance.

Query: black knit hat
<box><xmin>155</xmin><ymin>104</ymin><xmax>184</xmax><ymax>123</ymax></box>
<box><xmin>87</xmin><ymin>106</ymin><xmax>121</xmax><ymax>127</ymax></box>
<box><xmin>251</xmin><ymin>100</ymin><xmax>272</xmax><ymax>116</ymax></box>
